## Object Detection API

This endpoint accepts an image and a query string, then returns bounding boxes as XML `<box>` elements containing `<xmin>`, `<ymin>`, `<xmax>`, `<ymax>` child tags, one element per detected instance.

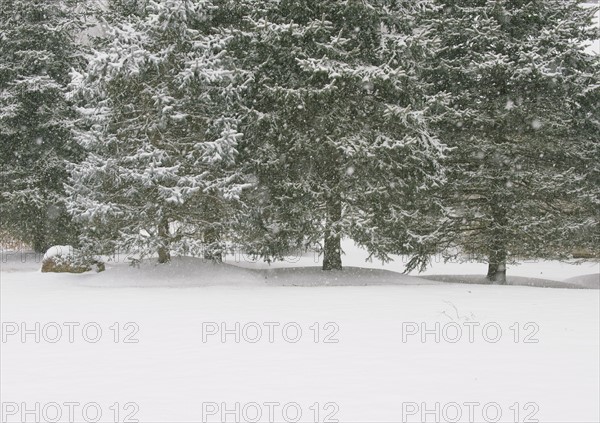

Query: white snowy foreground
<box><xmin>1</xmin><ymin>245</ymin><xmax>599</xmax><ymax>423</ymax></box>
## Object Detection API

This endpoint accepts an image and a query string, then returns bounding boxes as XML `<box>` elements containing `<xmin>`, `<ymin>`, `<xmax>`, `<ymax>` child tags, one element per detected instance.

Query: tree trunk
<box><xmin>157</xmin><ymin>219</ymin><xmax>171</xmax><ymax>264</ymax></box>
<box><xmin>31</xmin><ymin>233</ymin><xmax>47</xmax><ymax>253</ymax></box>
<box><xmin>31</xmin><ymin>222</ymin><xmax>48</xmax><ymax>253</ymax></box>
<box><xmin>323</xmin><ymin>197</ymin><xmax>342</xmax><ymax>271</ymax></box>
<box><xmin>487</xmin><ymin>251</ymin><xmax>507</xmax><ymax>284</ymax></box>
<box><xmin>487</xmin><ymin>200</ymin><xmax>507</xmax><ymax>284</ymax></box>
<box><xmin>157</xmin><ymin>247</ymin><xmax>170</xmax><ymax>264</ymax></box>
<box><xmin>203</xmin><ymin>226</ymin><xmax>223</xmax><ymax>263</ymax></box>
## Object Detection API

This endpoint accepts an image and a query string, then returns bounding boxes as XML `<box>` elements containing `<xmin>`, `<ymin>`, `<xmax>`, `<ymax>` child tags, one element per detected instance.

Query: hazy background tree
<box><xmin>0</xmin><ymin>0</ymin><xmax>89</xmax><ymax>252</ymax></box>
<box><xmin>423</xmin><ymin>0</ymin><xmax>600</xmax><ymax>282</ymax></box>
<box><xmin>67</xmin><ymin>0</ymin><xmax>248</xmax><ymax>263</ymax></box>
<box><xmin>227</xmin><ymin>0</ymin><xmax>448</xmax><ymax>271</ymax></box>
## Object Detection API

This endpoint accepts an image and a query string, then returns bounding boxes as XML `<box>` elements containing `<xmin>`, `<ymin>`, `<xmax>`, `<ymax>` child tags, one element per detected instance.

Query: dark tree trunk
<box><xmin>487</xmin><ymin>250</ymin><xmax>507</xmax><ymax>284</ymax></box>
<box><xmin>487</xmin><ymin>200</ymin><xmax>507</xmax><ymax>284</ymax></box>
<box><xmin>323</xmin><ymin>197</ymin><xmax>342</xmax><ymax>271</ymax></box>
<box><xmin>157</xmin><ymin>219</ymin><xmax>171</xmax><ymax>264</ymax></box>
<box><xmin>32</xmin><ymin>235</ymin><xmax>47</xmax><ymax>254</ymax></box>
<box><xmin>201</xmin><ymin>192</ymin><xmax>223</xmax><ymax>263</ymax></box>
<box><xmin>157</xmin><ymin>247</ymin><xmax>170</xmax><ymax>264</ymax></box>
<box><xmin>203</xmin><ymin>226</ymin><xmax>223</xmax><ymax>263</ymax></box>
<box><xmin>31</xmin><ymin>223</ymin><xmax>48</xmax><ymax>253</ymax></box>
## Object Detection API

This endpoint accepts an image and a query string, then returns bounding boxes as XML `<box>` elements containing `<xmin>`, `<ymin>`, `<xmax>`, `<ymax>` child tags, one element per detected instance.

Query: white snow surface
<box><xmin>1</xmin><ymin>244</ymin><xmax>599</xmax><ymax>422</ymax></box>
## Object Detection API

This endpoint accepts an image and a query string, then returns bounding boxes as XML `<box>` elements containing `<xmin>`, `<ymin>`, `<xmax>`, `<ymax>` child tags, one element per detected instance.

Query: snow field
<box><xmin>1</xmin><ymin>249</ymin><xmax>599</xmax><ymax>422</ymax></box>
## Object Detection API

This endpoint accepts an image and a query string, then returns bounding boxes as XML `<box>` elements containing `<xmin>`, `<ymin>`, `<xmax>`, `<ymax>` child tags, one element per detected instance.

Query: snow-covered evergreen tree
<box><xmin>0</xmin><ymin>0</ymin><xmax>86</xmax><ymax>252</ymax></box>
<box><xmin>423</xmin><ymin>0</ymin><xmax>600</xmax><ymax>282</ymax></box>
<box><xmin>67</xmin><ymin>0</ymin><xmax>248</xmax><ymax>263</ymax></box>
<box><xmin>230</xmin><ymin>0</ymin><xmax>448</xmax><ymax>270</ymax></box>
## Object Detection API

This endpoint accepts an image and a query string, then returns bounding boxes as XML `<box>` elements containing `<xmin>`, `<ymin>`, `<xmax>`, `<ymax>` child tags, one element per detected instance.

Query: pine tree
<box><xmin>423</xmin><ymin>0</ymin><xmax>600</xmax><ymax>282</ymax></box>
<box><xmin>230</xmin><ymin>0</ymin><xmax>448</xmax><ymax>270</ymax></box>
<box><xmin>67</xmin><ymin>0</ymin><xmax>247</xmax><ymax>263</ymax></box>
<box><xmin>0</xmin><ymin>0</ymin><xmax>86</xmax><ymax>252</ymax></box>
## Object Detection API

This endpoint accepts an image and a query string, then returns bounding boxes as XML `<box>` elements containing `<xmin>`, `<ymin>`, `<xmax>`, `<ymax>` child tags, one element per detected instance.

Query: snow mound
<box><xmin>419</xmin><ymin>274</ymin><xmax>599</xmax><ymax>289</ymax></box>
<box><xmin>77</xmin><ymin>256</ymin><xmax>265</xmax><ymax>288</ymax></box>
<box><xmin>260</xmin><ymin>266</ymin><xmax>441</xmax><ymax>286</ymax></box>
<box><xmin>563</xmin><ymin>273</ymin><xmax>600</xmax><ymax>289</ymax></box>
<box><xmin>71</xmin><ymin>259</ymin><xmax>441</xmax><ymax>288</ymax></box>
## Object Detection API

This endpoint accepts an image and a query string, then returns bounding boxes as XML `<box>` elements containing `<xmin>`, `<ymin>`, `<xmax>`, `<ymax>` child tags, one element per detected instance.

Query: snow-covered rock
<box><xmin>41</xmin><ymin>245</ymin><xmax>104</xmax><ymax>273</ymax></box>
<box><xmin>42</xmin><ymin>245</ymin><xmax>75</xmax><ymax>261</ymax></box>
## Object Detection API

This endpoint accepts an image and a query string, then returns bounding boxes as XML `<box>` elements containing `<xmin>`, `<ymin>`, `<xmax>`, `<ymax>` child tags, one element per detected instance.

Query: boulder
<box><xmin>41</xmin><ymin>246</ymin><xmax>104</xmax><ymax>273</ymax></box>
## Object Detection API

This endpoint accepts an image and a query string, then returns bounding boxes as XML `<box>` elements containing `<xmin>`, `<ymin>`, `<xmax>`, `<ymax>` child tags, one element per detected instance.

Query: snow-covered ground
<box><xmin>225</xmin><ymin>241</ymin><xmax>600</xmax><ymax>289</ymax></box>
<box><xmin>1</xmin><ymin>245</ymin><xmax>598</xmax><ymax>422</ymax></box>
